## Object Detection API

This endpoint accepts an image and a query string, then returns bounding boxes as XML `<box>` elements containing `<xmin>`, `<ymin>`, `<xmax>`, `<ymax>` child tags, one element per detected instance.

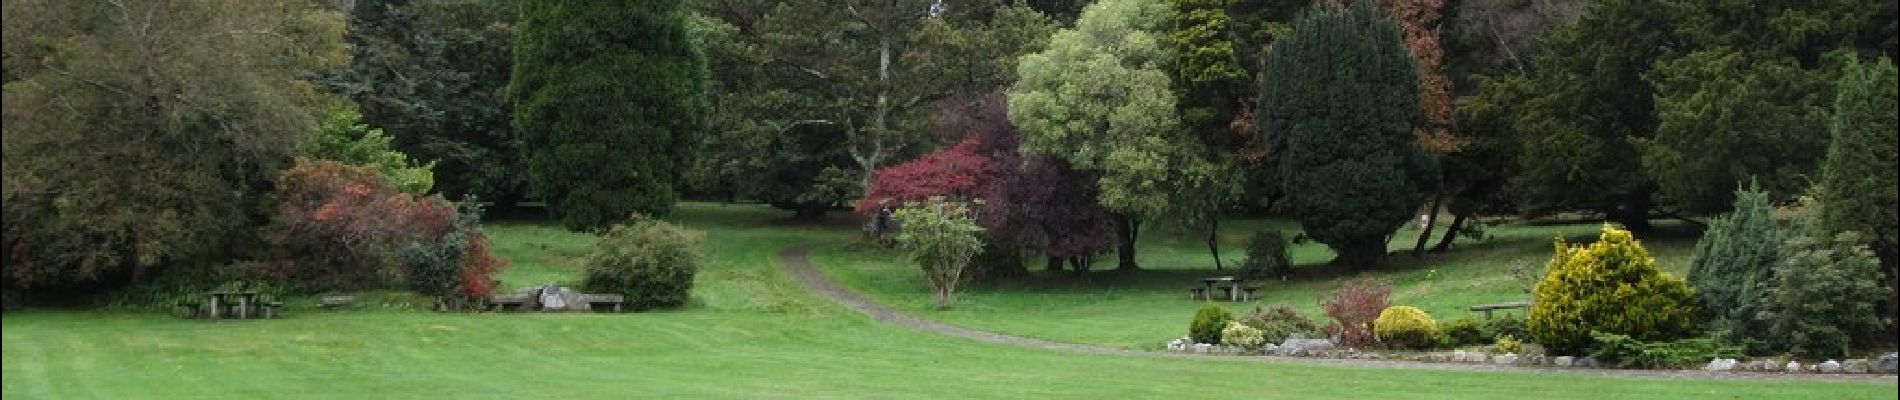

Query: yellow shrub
<box><xmin>1528</xmin><ymin>224</ymin><xmax>1698</xmax><ymax>355</ymax></box>
<box><xmin>1373</xmin><ymin>305</ymin><xmax>1439</xmax><ymax>349</ymax></box>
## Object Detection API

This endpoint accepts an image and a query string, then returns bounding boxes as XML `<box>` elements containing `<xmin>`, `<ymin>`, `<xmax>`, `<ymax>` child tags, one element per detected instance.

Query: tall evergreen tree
<box><xmin>512</xmin><ymin>0</ymin><xmax>710</xmax><ymax>230</ymax></box>
<box><xmin>1687</xmin><ymin>183</ymin><xmax>1797</xmax><ymax>345</ymax></box>
<box><xmin>1258</xmin><ymin>2</ymin><xmax>1433</xmax><ymax>269</ymax></box>
<box><xmin>1818</xmin><ymin>57</ymin><xmax>1900</xmax><ymax>324</ymax></box>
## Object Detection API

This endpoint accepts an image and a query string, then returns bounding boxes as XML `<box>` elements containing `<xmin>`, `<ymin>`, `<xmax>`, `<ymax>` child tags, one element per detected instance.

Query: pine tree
<box><xmin>512</xmin><ymin>0</ymin><xmax>709</xmax><ymax>230</ymax></box>
<box><xmin>1817</xmin><ymin>57</ymin><xmax>1900</xmax><ymax>325</ymax></box>
<box><xmin>1687</xmin><ymin>183</ymin><xmax>1795</xmax><ymax>344</ymax></box>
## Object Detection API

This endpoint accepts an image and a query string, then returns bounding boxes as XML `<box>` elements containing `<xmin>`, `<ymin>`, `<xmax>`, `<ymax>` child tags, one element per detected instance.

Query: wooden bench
<box><xmin>1188</xmin><ymin>287</ymin><xmax>1209</xmax><ymax>301</ymax></box>
<box><xmin>488</xmin><ymin>293</ymin><xmax>532</xmax><ymax>311</ymax></box>
<box><xmin>577</xmin><ymin>293</ymin><xmax>626</xmax><ymax>312</ymax></box>
<box><xmin>1469</xmin><ymin>300</ymin><xmax>1532</xmax><ymax>319</ymax></box>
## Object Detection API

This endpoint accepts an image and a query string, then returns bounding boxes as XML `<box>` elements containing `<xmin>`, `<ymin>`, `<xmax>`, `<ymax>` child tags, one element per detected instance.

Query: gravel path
<box><xmin>776</xmin><ymin>246</ymin><xmax>1898</xmax><ymax>384</ymax></box>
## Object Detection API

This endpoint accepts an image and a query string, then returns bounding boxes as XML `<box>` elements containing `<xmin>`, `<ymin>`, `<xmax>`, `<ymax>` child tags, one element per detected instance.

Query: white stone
<box><xmin>1194</xmin><ymin>343</ymin><xmax>1212</xmax><ymax>354</ymax></box>
<box><xmin>1704</xmin><ymin>358</ymin><xmax>1739</xmax><ymax>372</ymax></box>
<box><xmin>1785</xmin><ymin>361</ymin><xmax>1803</xmax><ymax>373</ymax></box>
<box><xmin>1553</xmin><ymin>356</ymin><xmax>1575</xmax><ymax>367</ymax></box>
<box><xmin>1819</xmin><ymin>360</ymin><xmax>1842</xmax><ymax>373</ymax></box>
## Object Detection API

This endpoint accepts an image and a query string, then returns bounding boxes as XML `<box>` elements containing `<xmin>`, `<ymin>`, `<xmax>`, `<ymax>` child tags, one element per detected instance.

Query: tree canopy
<box><xmin>511</xmin><ymin>0</ymin><xmax>710</xmax><ymax>230</ymax></box>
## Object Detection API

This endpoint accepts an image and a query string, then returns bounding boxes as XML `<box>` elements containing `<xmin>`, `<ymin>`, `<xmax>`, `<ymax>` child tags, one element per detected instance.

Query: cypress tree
<box><xmin>1817</xmin><ymin>57</ymin><xmax>1900</xmax><ymax>324</ymax></box>
<box><xmin>1257</xmin><ymin>2</ymin><xmax>1430</xmax><ymax>268</ymax></box>
<box><xmin>512</xmin><ymin>0</ymin><xmax>709</xmax><ymax>230</ymax></box>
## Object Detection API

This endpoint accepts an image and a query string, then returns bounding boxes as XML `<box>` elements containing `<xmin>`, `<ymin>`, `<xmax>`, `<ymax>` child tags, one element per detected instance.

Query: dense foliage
<box><xmin>1220</xmin><ymin>321</ymin><xmax>1267</xmax><ymax>349</ymax></box>
<box><xmin>305</xmin><ymin>107</ymin><xmax>437</xmax><ymax>195</ymax></box>
<box><xmin>1686</xmin><ymin>184</ymin><xmax>1794</xmax><ymax>345</ymax></box>
<box><xmin>1759</xmin><ymin>231</ymin><xmax>1892</xmax><ymax>359</ymax></box>
<box><xmin>1011</xmin><ymin>0</ymin><xmax>1219</xmax><ymax>270</ymax></box>
<box><xmin>1319</xmin><ymin>276</ymin><xmax>1392</xmax><ymax>348</ymax></box>
<box><xmin>1189</xmin><ymin>304</ymin><xmax>1235</xmax><ymax>344</ymax></box>
<box><xmin>399</xmin><ymin>200</ymin><xmax>507</xmax><ymax>304</ymax></box>
<box><xmin>1441</xmin><ymin>317</ymin><xmax>1486</xmax><ymax>347</ymax></box>
<box><xmin>1258</xmin><ymin>2</ymin><xmax>1433</xmax><ymax>268</ymax></box>
<box><xmin>512</xmin><ymin>0</ymin><xmax>709</xmax><ymax>229</ymax></box>
<box><xmin>2</xmin><ymin>0</ymin><xmax>345</xmax><ymax>290</ymax></box>
<box><xmin>1373</xmin><ymin>306</ymin><xmax>1440</xmax><ymax>350</ymax></box>
<box><xmin>319</xmin><ymin>0</ymin><xmax>523</xmax><ymax>203</ymax></box>
<box><xmin>1240</xmin><ymin>230</ymin><xmax>1291</xmax><ymax>279</ymax></box>
<box><xmin>582</xmin><ymin>218</ymin><xmax>703</xmax><ymax>310</ymax></box>
<box><xmin>1817</xmin><ymin>57</ymin><xmax>1899</xmax><ymax>323</ymax></box>
<box><xmin>1529</xmin><ymin>225</ymin><xmax>1699</xmax><ymax>355</ymax></box>
<box><xmin>1588</xmin><ymin>332</ymin><xmax>1741</xmax><ymax>369</ymax></box>
<box><xmin>1238</xmin><ymin>304</ymin><xmax>1319</xmax><ymax>345</ymax></box>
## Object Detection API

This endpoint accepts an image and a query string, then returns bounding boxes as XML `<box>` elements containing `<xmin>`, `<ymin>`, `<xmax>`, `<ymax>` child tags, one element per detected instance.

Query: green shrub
<box><xmin>1190</xmin><ymin>304</ymin><xmax>1235</xmax><ymax>344</ymax></box>
<box><xmin>1494</xmin><ymin>334</ymin><xmax>1524</xmax><ymax>354</ymax></box>
<box><xmin>1588</xmin><ymin>331</ymin><xmax>1741</xmax><ymax>369</ymax></box>
<box><xmin>1483</xmin><ymin>314</ymin><xmax>1529</xmax><ymax>342</ymax></box>
<box><xmin>1238</xmin><ymin>304</ymin><xmax>1320</xmax><ymax>344</ymax></box>
<box><xmin>1687</xmin><ymin>183</ymin><xmax>1795</xmax><ymax>345</ymax></box>
<box><xmin>581</xmin><ymin>218</ymin><xmax>703</xmax><ymax>310</ymax></box>
<box><xmin>1441</xmin><ymin>317</ymin><xmax>1486</xmax><ymax>347</ymax></box>
<box><xmin>892</xmin><ymin>197</ymin><xmax>986</xmax><ymax>309</ymax></box>
<box><xmin>1240</xmin><ymin>230</ymin><xmax>1293</xmax><ymax>279</ymax></box>
<box><xmin>1221</xmin><ymin>322</ymin><xmax>1267</xmax><ymax>349</ymax></box>
<box><xmin>1373</xmin><ymin>306</ymin><xmax>1440</xmax><ymax>350</ymax></box>
<box><xmin>1529</xmin><ymin>225</ymin><xmax>1699</xmax><ymax>355</ymax></box>
<box><xmin>305</xmin><ymin>107</ymin><xmax>436</xmax><ymax>195</ymax></box>
<box><xmin>1758</xmin><ymin>231</ymin><xmax>1892</xmax><ymax>359</ymax></box>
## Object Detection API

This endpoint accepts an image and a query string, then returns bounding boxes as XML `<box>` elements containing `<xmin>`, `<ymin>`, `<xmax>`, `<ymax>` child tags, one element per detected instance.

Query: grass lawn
<box><xmin>2</xmin><ymin>203</ymin><xmax>1889</xmax><ymax>399</ymax></box>
<box><xmin>812</xmin><ymin>214</ymin><xmax>1703</xmax><ymax>350</ymax></box>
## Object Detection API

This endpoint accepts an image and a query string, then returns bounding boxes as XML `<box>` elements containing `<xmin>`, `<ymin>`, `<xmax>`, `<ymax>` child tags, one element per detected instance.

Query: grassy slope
<box><xmin>813</xmin><ymin>216</ymin><xmax>1701</xmax><ymax>350</ymax></box>
<box><xmin>2</xmin><ymin>204</ymin><xmax>1885</xmax><ymax>399</ymax></box>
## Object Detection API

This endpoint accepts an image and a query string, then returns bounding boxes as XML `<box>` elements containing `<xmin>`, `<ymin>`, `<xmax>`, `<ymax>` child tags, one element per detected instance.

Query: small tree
<box><xmin>892</xmin><ymin>197</ymin><xmax>986</xmax><ymax>309</ymax></box>
<box><xmin>1319</xmin><ymin>276</ymin><xmax>1393</xmax><ymax>347</ymax></box>
<box><xmin>1686</xmin><ymin>183</ymin><xmax>1795</xmax><ymax>345</ymax></box>
<box><xmin>1817</xmin><ymin>57</ymin><xmax>1899</xmax><ymax>325</ymax></box>
<box><xmin>1759</xmin><ymin>230</ymin><xmax>1892</xmax><ymax>359</ymax></box>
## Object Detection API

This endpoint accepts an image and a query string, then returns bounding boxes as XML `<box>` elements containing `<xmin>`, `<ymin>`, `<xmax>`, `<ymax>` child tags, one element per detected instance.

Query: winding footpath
<box><xmin>775</xmin><ymin>246</ymin><xmax>1897</xmax><ymax>384</ymax></box>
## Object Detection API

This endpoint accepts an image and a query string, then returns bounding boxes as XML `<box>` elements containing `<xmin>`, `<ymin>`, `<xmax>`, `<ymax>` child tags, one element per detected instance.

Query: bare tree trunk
<box><xmin>1207</xmin><ymin>215</ymin><xmax>1223</xmax><ymax>270</ymax></box>
<box><xmin>1431</xmin><ymin>213</ymin><xmax>1467</xmax><ymax>253</ymax></box>
<box><xmin>1413</xmin><ymin>194</ymin><xmax>1443</xmax><ymax>257</ymax></box>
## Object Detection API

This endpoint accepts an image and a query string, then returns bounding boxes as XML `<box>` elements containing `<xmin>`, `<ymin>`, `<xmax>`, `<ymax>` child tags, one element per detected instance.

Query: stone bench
<box><xmin>488</xmin><ymin>293</ymin><xmax>533</xmax><ymax>311</ymax></box>
<box><xmin>576</xmin><ymin>293</ymin><xmax>626</xmax><ymax>312</ymax></box>
<box><xmin>1469</xmin><ymin>300</ymin><xmax>1532</xmax><ymax>319</ymax></box>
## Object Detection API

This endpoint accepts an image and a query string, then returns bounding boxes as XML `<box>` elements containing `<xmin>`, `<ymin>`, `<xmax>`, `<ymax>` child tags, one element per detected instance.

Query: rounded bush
<box><xmin>1374</xmin><ymin>305</ymin><xmax>1440</xmax><ymax>349</ymax></box>
<box><xmin>1483</xmin><ymin>314</ymin><xmax>1529</xmax><ymax>342</ymax></box>
<box><xmin>1221</xmin><ymin>322</ymin><xmax>1267</xmax><ymax>349</ymax></box>
<box><xmin>1495</xmin><ymin>334</ymin><xmax>1524</xmax><ymax>354</ymax></box>
<box><xmin>581</xmin><ymin>218</ymin><xmax>703</xmax><ymax>310</ymax></box>
<box><xmin>1190</xmin><ymin>305</ymin><xmax>1235</xmax><ymax>344</ymax></box>
<box><xmin>1441</xmin><ymin>317</ymin><xmax>1486</xmax><ymax>347</ymax></box>
<box><xmin>1529</xmin><ymin>225</ymin><xmax>1698</xmax><ymax>355</ymax></box>
<box><xmin>1238</xmin><ymin>304</ymin><xmax>1320</xmax><ymax>344</ymax></box>
<box><xmin>1241</xmin><ymin>230</ymin><xmax>1293</xmax><ymax>278</ymax></box>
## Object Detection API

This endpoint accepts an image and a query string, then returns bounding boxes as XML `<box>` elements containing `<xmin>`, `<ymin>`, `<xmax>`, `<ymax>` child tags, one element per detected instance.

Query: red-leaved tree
<box><xmin>266</xmin><ymin>159</ymin><xmax>505</xmax><ymax>298</ymax></box>
<box><xmin>860</xmin><ymin>93</ymin><xmax>1115</xmax><ymax>274</ymax></box>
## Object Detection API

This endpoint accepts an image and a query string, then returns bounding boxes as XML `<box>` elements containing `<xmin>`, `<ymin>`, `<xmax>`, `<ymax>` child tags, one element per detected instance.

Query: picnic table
<box><xmin>1192</xmin><ymin>276</ymin><xmax>1257</xmax><ymax>302</ymax></box>
<box><xmin>181</xmin><ymin>291</ymin><xmax>280</xmax><ymax>320</ymax></box>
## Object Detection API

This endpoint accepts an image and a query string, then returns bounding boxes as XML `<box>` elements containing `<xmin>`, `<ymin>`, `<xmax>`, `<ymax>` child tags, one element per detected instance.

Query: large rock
<box><xmin>1576</xmin><ymin>357</ymin><xmax>1599</xmax><ymax>369</ymax></box>
<box><xmin>1553</xmin><ymin>356</ymin><xmax>1575</xmax><ymax>367</ymax></box>
<box><xmin>1276</xmin><ymin>338</ymin><xmax>1335</xmax><ymax>357</ymax></box>
<box><xmin>1844</xmin><ymin>359</ymin><xmax>1870</xmax><ymax>374</ymax></box>
<box><xmin>1785</xmin><ymin>360</ymin><xmax>1803</xmax><ymax>373</ymax></box>
<box><xmin>1818</xmin><ymin>360</ymin><xmax>1842</xmax><ymax>373</ymax></box>
<box><xmin>1704</xmin><ymin>358</ymin><xmax>1738</xmax><ymax>372</ymax></box>
<box><xmin>1876</xmin><ymin>353</ymin><xmax>1899</xmax><ymax>374</ymax></box>
<box><xmin>1493</xmin><ymin>353</ymin><xmax>1519</xmax><ymax>365</ymax></box>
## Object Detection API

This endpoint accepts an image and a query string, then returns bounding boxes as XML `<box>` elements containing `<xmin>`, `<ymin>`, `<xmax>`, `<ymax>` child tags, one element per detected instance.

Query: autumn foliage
<box><xmin>265</xmin><ymin>159</ymin><xmax>505</xmax><ymax>298</ymax></box>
